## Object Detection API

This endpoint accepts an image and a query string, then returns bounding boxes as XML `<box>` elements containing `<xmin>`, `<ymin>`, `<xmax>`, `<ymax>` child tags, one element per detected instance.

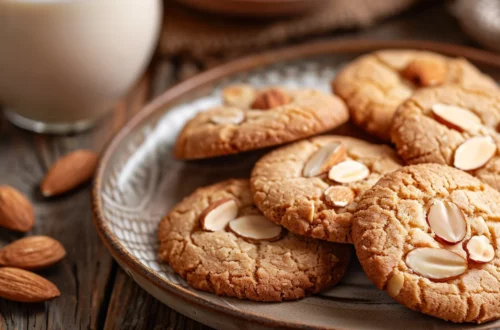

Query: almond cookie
<box><xmin>174</xmin><ymin>85</ymin><xmax>349</xmax><ymax>159</ymax></box>
<box><xmin>391</xmin><ymin>85</ymin><xmax>500</xmax><ymax>191</ymax></box>
<box><xmin>332</xmin><ymin>49</ymin><xmax>498</xmax><ymax>140</ymax></box>
<box><xmin>353</xmin><ymin>164</ymin><xmax>500</xmax><ymax>323</ymax></box>
<box><xmin>250</xmin><ymin>135</ymin><xmax>402</xmax><ymax>244</ymax></box>
<box><xmin>158</xmin><ymin>179</ymin><xmax>351</xmax><ymax>302</ymax></box>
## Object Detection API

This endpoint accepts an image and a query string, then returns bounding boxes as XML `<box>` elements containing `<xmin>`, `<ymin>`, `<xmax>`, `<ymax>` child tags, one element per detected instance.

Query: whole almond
<box><xmin>0</xmin><ymin>236</ymin><xmax>66</xmax><ymax>270</ymax></box>
<box><xmin>41</xmin><ymin>150</ymin><xmax>98</xmax><ymax>197</ymax></box>
<box><xmin>0</xmin><ymin>185</ymin><xmax>34</xmax><ymax>232</ymax></box>
<box><xmin>251</xmin><ymin>88</ymin><xmax>292</xmax><ymax>110</ymax></box>
<box><xmin>0</xmin><ymin>267</ymin><xmax>60</xmax><ymax>302</ymax></box>
<box><xmin>402</xmin><ymin>58</ymin><xmax>447</xmax><ymax>87</ymax></box>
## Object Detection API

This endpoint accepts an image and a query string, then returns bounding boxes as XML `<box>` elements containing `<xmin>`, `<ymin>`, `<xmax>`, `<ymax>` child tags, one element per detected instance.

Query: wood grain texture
<box><xmin>0</xmin><ymin>2</ymin><xmax>483</xmax><ymax>329</ymax></box>
<box><xmin>104</xmin><ymin>269</ymin><xmax>210</xmax><ymax>330</ymax></box>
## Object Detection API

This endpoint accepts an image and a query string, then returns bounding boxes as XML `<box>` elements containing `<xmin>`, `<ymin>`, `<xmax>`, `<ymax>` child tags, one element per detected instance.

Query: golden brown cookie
<box><xmin>332</xmin><ymin>49</ymin><xmax>498</xmax><ymax>140</ymax></box>
<box><xmin>158</xmin><ymin>179</ymin><xmax>351</xmax><ymax>302</ymax></box>
<box><xmin>174</xmin><ymin>85</ymin><xmax>349</xmax><ymax>159</ymax></box>
<box><xmin>250</xmin><ymin>135</ymin><xmax>402</xmax><ymax>244</ymax></box>
<box><xmin>391</xmin><ymin>85</ymin><xmax>500</xmax><ymax>191</ymax></box>
<box><xmin>353</xmin><ymin>164</ymin><xmax>500</xmax><ymax>323</ymax></box>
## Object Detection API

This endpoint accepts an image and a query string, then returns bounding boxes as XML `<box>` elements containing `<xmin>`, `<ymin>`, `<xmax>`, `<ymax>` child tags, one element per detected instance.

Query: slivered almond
<box><xmin>0</xmin><ymin>267</ymin><xmax>60</xmax><ymax>302</ymax></box>
<box><xmin>387</xmin><ymin>272</ymin><xmax>405</xmax><ymax>297</ymax></box>
<box><xmin>402</xmin><ymin>58</ymin><xmax>446</xmax><ymax>87</ymax></box>
<box><xmin>454</xmin><ymin>136</ymin><xmax>496</xmax><ymax>171</ymax></box>
<box><xmin>432</xmin><ymin>103</ymin><xmax>481</xmax><ymax>132</ymax></box>
<box><xmin>405</xmin><ymin>247</ymin><xmax>467</xmax><ymax>280</ymax></box>
<box><xmin>0</xmin><ymin>185</ymin><xmax>34</xmax><ymax>232</ymax></box>
<box><xmin>222</xmin><ymin>85</ymin><xmax>256</xmax><ymax>108</ymax></box>
<box><xmin>200</xmin><ymin>198</ymin><xmax>238</xmax><ymax>231</ymax></box>
<box><xmin>210</xmin><ymin>107</ymin><xmax>245</xmax><ymax>125</ymax></box>
<box><xmin>465</xmin><ymin>235</ymin><xmax>494</xmax><ymax>263</ymax></box>
<box><xmin>228</xmin><ymin>215</ymin><xmax>283</xmax><ymax>242</ymax></box>
<box><xmin>427</xmin><ymin>200</ymin><xmax>467</xmax><ymax>244</ymax></box>
<box><xmin>328</xmin><ymin>160</ymin><xmax>369</xmax><ymax>183</ymax></box>
<box><xmin>251</xmin><ymin>88</ymin><xmax>292</xmax><ymax>110</ymax></box>
<box><xmin>324</xmin><ymin>186</ymin><xmax>355</xmax><ymax>207</ymax></box>
<box><xmin>0</xmin><ymin>236</ymin><xmax>66</xmax><ymax>270</ymax></box>
<box><xmin>303</xmin><ymin>142</ymin><xmax>346</xmax><ymax>178</ymax></box>
<box><xmin>41</xmin><ymin>150</ymin><xmax>98</xmax><ymax>197</ymax></box>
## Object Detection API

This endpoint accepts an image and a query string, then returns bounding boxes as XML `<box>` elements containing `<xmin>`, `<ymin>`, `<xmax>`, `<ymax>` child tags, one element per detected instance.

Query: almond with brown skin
<box><xmin>251</xmin><ymin>88</ymin><xmax>292</xmax><ymax>110</ymax></box>
<box><xmin>0</xmin><ymin>185</ymin><xmax>34</xmax><ymax>232</ymax></box>
<box><xmin>41</xmin><ymin>150</ymin><xmax>98</xmax><ymax>197</ymax></box>
<box><xmin>0</xmin><ymin>236</ymin><xmax>66</xmax><ymax>270</ymax></box>
<box><xmin>0</xmin><ymin>267</ymin><xmax>60</xmax><ymax>302</ymax></box>
<box><xmin>303</xmin><ymin>142</ymin><xmax>346</xmax><ymax>178</ymax></box>
<box><xmin>402</xmin><ymin>58</ymin><xmax>447</xmax><ymax>87</ymax></box>
<box><xmin>200</xmin><ymin>198</ymin><xmax>239</xmax><ymax>231</ymax></box>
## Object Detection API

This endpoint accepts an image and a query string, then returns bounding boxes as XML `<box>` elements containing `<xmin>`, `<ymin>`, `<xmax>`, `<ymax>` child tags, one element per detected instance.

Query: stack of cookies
<box><xmin>158</xmin><ymin>50</ymin><xmax>500</xmax><ymax>324</ymax></box>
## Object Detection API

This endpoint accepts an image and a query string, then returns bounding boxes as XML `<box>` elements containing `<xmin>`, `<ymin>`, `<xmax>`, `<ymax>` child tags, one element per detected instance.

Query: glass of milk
<box><xmin>0</xmin><ymin>0</ymin><xmax>162</xmax><ymax>134</ymax></box>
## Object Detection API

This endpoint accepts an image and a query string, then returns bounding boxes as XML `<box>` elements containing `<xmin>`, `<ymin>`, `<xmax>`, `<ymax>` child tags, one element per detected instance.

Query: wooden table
<box><xmin>0</xmin><ymin>2</ymin><xmax>483</xmax><ymax>329</ymax></box>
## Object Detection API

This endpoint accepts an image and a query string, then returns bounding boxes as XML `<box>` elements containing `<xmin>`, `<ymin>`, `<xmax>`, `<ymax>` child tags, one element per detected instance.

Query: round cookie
<box><xmin>158</xmin><ymin>179</ymin><xmax>351</xmax><ymax>302</ymax></box>
<box><xmin>391</xmin><ymin>85</ymin><xmax>500</xmax><ymax>191</ymax></box>
<box><xmin>174</xmin><ymin>85</ymin><xmax>349</xmax><ymax>159</ymax></box>
<box><xmin>332</xmin><ymin>49</ymin><xmax>498</xmax><ymax>141</ymax></box>
<box><xmin>250</xmin><ymin>135</ymin><xmax>402</xmax><ymax>244</ymax></box>
<box><xmin>353</xmin><ymin>164</ymin><xmax>500</xmax><ymax>323</ymax></box>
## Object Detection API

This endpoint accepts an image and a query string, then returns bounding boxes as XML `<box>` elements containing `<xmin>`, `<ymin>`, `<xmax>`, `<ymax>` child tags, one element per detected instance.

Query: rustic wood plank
<box><xmin>104</xmin><ymin>269</ymin><xmax>211</xmax><ymax>330</ymax></box>
<box><xmin>0</xmin><ymin>67</ymin><xmax>151</xmax><ymax>330</ymax></box>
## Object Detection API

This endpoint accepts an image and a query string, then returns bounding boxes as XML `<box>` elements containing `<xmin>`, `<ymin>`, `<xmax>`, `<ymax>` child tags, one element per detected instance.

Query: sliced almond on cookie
<box><xmin>431</xmin><ymin>103</ymin><xmax>481</xmax><ymax>132</ymax></box>
<box><xmin>324</xmin><ymin>186</ymin><xmax>355</xmax><ymax>207</ymax></box>
<box><xmin>200</xmin><ymin>198</ymin><xmax>239</xmax><ymax>231</ymax></box>
<box><xmin>402</xmin><ymin>58</ymin><xmax>446</xmax><ymax>87</ymax></box>
<box><xmin>210</xmin><ymin>107</ymin><xmax>245</xmax><ymax>125</ymax></box>
<box><xmin>405</xmin><ymin>247</ymin><xmax>467</xmax><ymax>280</ymax></box>
<box><xmin>387</xmin><ymin>272</ymin><xmax>405</xmax><ymax>297</ymax></box>
<box><xmin>222</xmin><ymin>85</ymin><xmax>256</xmax><ymax>108</ymax></box>
<box><xmin>303</xmin><ymin>142</ymin><xmax>346</xmax><ymax>178</ymax></box>
<box><xmin>465</xmin><ymin>235</ymin><xmax>494</xmax><ymax>263</ymax></box>
<box><xmin>228</xmin><ymin>215</ymin><xmax>283</xmax><ymax>242</ymax></box>
<box><xmin>328</xmin><ymin>160</ymin><xmax>369</xmax><ymax>183</ymax></box>
<box><xmin>454</xmin><ymin>136</ymin><xmax>496</xmax><ymax>171</ymax></box>
<box><xmin>427</xmin><ymin>200</ymin><xmax>467</xmax><ymax>244</ymax></box>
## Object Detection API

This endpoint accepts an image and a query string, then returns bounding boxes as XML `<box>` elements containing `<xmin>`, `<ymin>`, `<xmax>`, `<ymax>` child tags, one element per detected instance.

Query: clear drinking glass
<box><xmin>0</xmin><ymin>0</ymin><xmax>163</xmax><ymax>134</ymax></box>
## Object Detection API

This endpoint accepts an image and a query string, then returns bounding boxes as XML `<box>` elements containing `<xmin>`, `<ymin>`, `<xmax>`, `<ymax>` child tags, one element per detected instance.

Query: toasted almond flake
<box><xmin>387</xmin><ymin>272</ymin><xmax>404</xmax><ymax>297</ymax></box>
<box><xmin>432</xmin><ymin>103</ymin><xmax>482</xmax><ymax>132</ymax></box>
<box><xmin>200</xmin><ymin>198</ymin><xmax>238</xmax><ymax>231</ymax></box>
<box><xmin>324</xmin><ymin>186</ymin><xmax>355</xmax><ymax>207</ymax></box>
<box><xmin>228</xmin><ymin>215</ymin><xmax>283</xmax><ymax>242</ymax></box>
<box><xmin>222</xmin><ymin>85</ymin><xmax>256</xmax><ymax>108</ymax></box>
<box><xmin>328</xmin><ymin>160</ymin><xmax>369</xmax><ymax>183</ymax></box>
<box><xmin>303</xmin><ymin>142</ymin><xmax>346</xmax><ymax>178</ymax></box>
<box><xmin>454</xmin><ymin>136</ymin><xmax>496</xmax><ymax>171</ymax></box>
<box><xmin>465</xmin><ymin>235</ymin><xmax>495</xmax><ymax>263</ymax></box>
<box><xmin>427</xmin><ymin>199</ymin><xmax>467</xmax><ymax>244</ymax></box>
<box><xmin>210</xmin><ymin>107</ymin><xmax>245</xmax><ymax>125</ymax></box>
<box><xmin>405</xmin><ymin>247</ymin><xmax>467</xmax><ymax>280</ymax></box>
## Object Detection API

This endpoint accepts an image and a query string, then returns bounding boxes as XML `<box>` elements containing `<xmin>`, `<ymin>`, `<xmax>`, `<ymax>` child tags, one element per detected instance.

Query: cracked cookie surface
<box><xmin>158</xmin><ymin>179</ymin><xmax>351</xmax><ymax>302</ymax></box>
<box><xmin>391</xmin><ymin>85</ymin><xmax>500</xmax><ymax>191</ymax></box>
<box><xmin>352</xmin><ymin>164</ymin><xmax>500</xmax><ymax>323</ymax></box>
<box><xmin>332</xmin><ymin>50</ymin><xmax>498</xmax><ymax>141</ymax></box>
<box><xmin>174</xmin><ymin>86</ymin><xmax>349</xmax><ymax>159</ymax></box>
<box><xmin>250</xmin><ymin>135</ymin><xmax>402</xmax><ymax>244</ymax></box>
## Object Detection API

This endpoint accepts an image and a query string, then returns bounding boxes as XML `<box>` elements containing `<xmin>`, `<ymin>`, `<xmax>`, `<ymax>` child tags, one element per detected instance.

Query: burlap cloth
<box><xmin>159</xmin><ymin>0</ymin><xmax>418</xmax><ymax>59</ymax></box>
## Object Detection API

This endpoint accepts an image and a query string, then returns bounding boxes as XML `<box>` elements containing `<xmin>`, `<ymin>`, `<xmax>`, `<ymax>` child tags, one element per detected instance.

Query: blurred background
<box><xmin>1</xmin><ymin>0</ymin><xmax>500</xmax><ymax>329</ymax></box>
